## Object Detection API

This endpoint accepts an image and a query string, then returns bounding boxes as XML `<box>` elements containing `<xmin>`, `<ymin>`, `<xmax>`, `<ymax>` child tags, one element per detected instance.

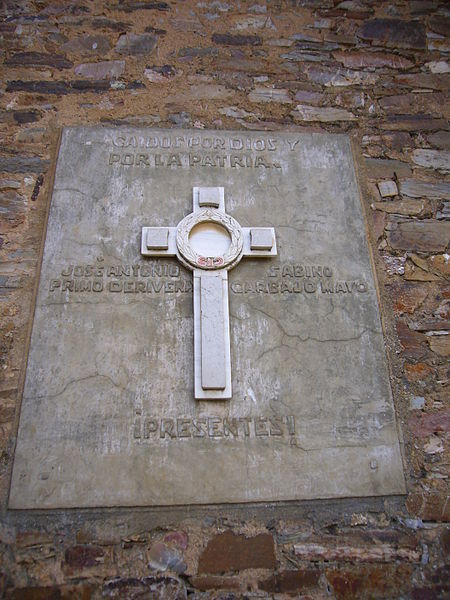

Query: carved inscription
<box><xmin>48</xmin><ymin>262</ymin><xmax>368</xmax><ymax>296</ymax></box>
<box><xmin>105</xmin><ymin>134</ymin><xmax>309</xmax><ymax>171</ymax></box>
<box><xmin>133</xmin><ymin>412</ymin><xmax>296</xmax><ymax>441</ymax></box>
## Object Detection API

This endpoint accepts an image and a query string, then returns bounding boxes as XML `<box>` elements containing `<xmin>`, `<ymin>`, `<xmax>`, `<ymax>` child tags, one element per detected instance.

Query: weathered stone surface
<box><xmin>411</xmin><ymin>150</ymin><xmax>450</xmax><ymax>173</ymax></box>
<box><xmin>365</xmin><ymin>158</ymin><xmax>412</xmax><ymax>179</ymax></box>
<box><xmin>248</xmin><ymin>87</ymin><xmax>291</xmax><ymax>103</ymax></box>
<box><xmin>396</xmin><ymin>321</ymin><xmax>427</xmax><ymax>359</ymax></box>
<box><xmin>305</xmin><ymin>65</ymin><xmax>377</xmax><ymax>86</ymax></box>
<box><xmin>372</xmin><ymin>200</ymin><xmax>425</xmax><ymax>216</ymax></box>
<box><xmin>63</xmin><ymin>35</ymin><xmax>111</xmax><ymax>56</ymax></box>
<box><xmin>65</xmin><ymin>545</ymin><xmax>105</xmax><ymax>568</ymax></box>
<box><xmin>235</xmin><ymin>15</ymin><xmax>275</xmax><ymax>30</ymax></box>
<box><xmin>171</xmin><ymin>84</ymin><xmax>232</xmax><ymax>101</ymax></box>
<box><xmin>293</xmin><ymin>90</ymin><xmax>324</xmax><ymax>105</ymax></box>
<box><xmin>408</xmin><ymin>410</ymin><xmax>450</xmax><ymax>438</ymax></box>
<box><xmin>0</xmin><ymin>191</ymin><xmax>26</xmax><ymax>226</ymax></box>
<box><xmin>9</xmin><ymin>128</ymin><xmax>405</xmax><ymax>508</ymax></box>
<box><xmin>428</xmin><ymin>335</ymin><xmax>450</xmax><ymax>357</ymax></box>
<box><xmin>117</xmin><ymin>1</ymin><xmax>170</xmax><ymax>11</ymax></box>
<box><xmin>388</xmin><ymin>220</ymin><xmax>450</xmax><ymax>252</ymax></box>
<box><xmin>6</xmin><ymin>80</ymin><xmax>140</xmax><ymax>94</ymax></box>
<box><xmin>379</xmin><ymin>92</ymin><xmax>449</xmax><ymax>117</ymax></box>
<box><xmin>12</xmin><ymin>110</ymin><xmax>42</xmax><ymax>124</ymax></box>
<box><xmin>407</xmin><ymin>492</ymin><xmax>450</xmax><ymax>521</ymax></box>
<box><xmin>0</xmin><ymin>155</ymin><xmax>49</xmax><ymax>173</ymax></box>
<box><xmin>5</xmin><ymin>51</ymin><xmax>73</xmax><ymax>68</ymax></box>
<box><xmin>333</xmin><ymin>50</ymin><xmax>414</xmax><ymax>69</ymax></box>
<box><xmin>74</xmin><ymin>61</ymin><xmax>125</xmax><ymax>79</ymax></box>
<box><xmin>144</xmin><ymin>65</ymin><xmax>176</xmax><ymax>82</ymax></box>
<box><xmin>259</xmin><ymin>570</ymin><xmax>320</xmax><ymax>593</ymax></box>
<box><xmin>377</xmin><ymin>180</ymin><xmax>398</xmax><ymax>197</ymax></box>
<box><xmin>426</xmin><ymin>61</ymin><xmax>450</xmax><ymax>74</ymax></box>
<box><xmin>292</xmin><ymin>104</ymin><xmax>355</xmax><ymax>122</ymax></box>
<box><xmin>357</xmin><ymin>19</ymin><xmax>426</xmax><ymax>49</ymax></box>
<box><xmin>379</xmin><ymin>115</ymin><xmax>449</xmax><ymax>132</ymax></box>
<box><xmin>428</xmin><ymin>15</ymin><xmax>450</xmax><ymax>37</ymax></box>
<box><xmin>326</xmin><ymin>566</ymin><xmax>414</xmax><ymax>600</ymax></box>
<box><xmin>400</xmin><ymin>179</ymin><xmax>450</xmax><ymax>200</ymax></box>
<box><xmin>391</xmin><ymin>283</ymin><xmax>429</xmax><ymax>315</ymax></box>
<box><xmin>212</xmin><ymin>33</ymin><xmax>262</xmax><ymax>46</ymax></box>
<box><xmin>115</xmin><ymin>33</ymin><xmax>157</xmax><ymax>55</ymax></box>
<box><xmin>5</xmin><ymin>585</ymin><xmax>94</xmax><ymax>600</ymax></box>
<box><xmin>102</xmin><ymin>576</ymin><xmax>186</xmax><ymax>599</ymax></box>
<box><xmin>294</xmin><ymin>541</ymin><xmax>421</xmax><ymax>562</ymax></box>
<box><xmin>198</xmin><ymin>531</ymin><xmax>276</xmax><ymax>573</ymax></box>
<box><xmin>147</xmin><ymin>541</ymin><xmax>186</xmax><ymax>573</ymax></box>
<box><xmin>394</xmin><ymin>73</ymin><xmax>450</xmax><ymax>91</ymax></box>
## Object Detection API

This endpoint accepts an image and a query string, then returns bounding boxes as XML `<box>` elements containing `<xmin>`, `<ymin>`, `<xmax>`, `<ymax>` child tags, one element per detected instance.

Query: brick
<box><xmin>408</xmin><ymin>410</ymin><xmax>450</xmax><ymax>438</ymax></box>
<box><xmin>400</xmin><ymin>179</ymin><xmax>450</xmax><ymax>200</ymax></box>
<box><xmin>391</xmin><ymin>283</ymin><xmax>428</xmax><ymax>315</ymax></box>
<box><xmin>292</xmin><ymin>104</ymin><xmax>355</xmax><ymax>122</ymax></box>
<box><xmin>387</xmin><ymin>220</ymin><xmax>450</xmax><ymax>253</ymax></box>
<box><xmin>12</xmin><ymin>110</ymin><xmax>42</xmax><ymax>124</ymax></box>
<box><xmin>326</xmin><ymin>565</ymin><xmax>413</xmax><ymax>600</ymax></box>
<box><xmin>394</xmin><ymin>74</ymin><xmax>450</xmax><ymax>91</ymax></box>
<box><xmin>4</xmin><ymin>52</ymin><xmax>72</xmax><ymax>69</ymax></box>
<box><xmin>333</xmin><ymin>50</ymin><xmax>414</xmax><ymax>69</ymax></box>
<box><xmin>294</xmin><ymin>542</ymin><xmax>421</xmax><ymax>562</ymax></box>
<box><xmin>379</xmin><ymin>115</ymin><xmax>449</xmax><ymax>132</ymax></box>
<box><xmin>412</xmin><ymin>150</ymin><xmax>450</xmax><ymax>173</ymax></box>
<box><xmin>404</xmin><ymin>363</ymin><xmax>433</xmax><ymax>382</ymax></box>
<box><xmin>62</xmin><ymin>35</ymin><xmax>111</xmax><ymax>56</ymax></box>
<box><xmin>357</xmin><ymin>19</ymin><xmax>426</xmax><ymax>49</ymax></box>
<box><xmin>372</xmin><ymin>200</ymin><xmax>425</xmax><ymax>216</ymax></box>
<box><xmin>406</xmin><ymin>492</ymin><xmax>450</xmax><ymax>521</ymax></box>
<box><xmin>189</xmin><ymin>576</ymin><xmax>241</xmax><ymax>591</ymax></box>
<box><xmin>117</xmin><ymin>2</ymin><xmax>170</xmax><ymax>11</ymax></box>
<box><xmin>102</xmin><ymin>576</ymin><xmax>186</xmax><ymax>599</ymax></box>
<box><xmin>0</xmin><ymin>156</ymin><xmax>49</xmax><ymax>174</ymax></box>
<box><xmin>65</xmin><ymin>544</ymin><xmax>104</xmax><ymax>568</ymax></box>
<box><xmin>428</xmin><ymin>15</ymin><xmax>450</xmax><ymax>37</ymax></box>
<box><xmin>259</xmin><ymin>570</ymin><xmax>320</xmax><ymax>593</ymax></box>
<box><xmin>5</xmin><ymin>585</ymin><xmax>94</xmax><ymax>600</ymax></box>
<box><xmin>212</xmin><ymin>33</ymin><xmax>262</xmax><ymax>46</ymax></box>
<box><xmin>115</xmin><ymin>33</ymin><xmax>158</xmax><ymax>55</ymax></box>
<box><xmin>74</xmin><ymin>61</ymin><xmax>125</xmax><ymax>79</ymax></box>
<box><xmin>249</xmin><ymin>87</ymin><xmax>291</xmax><ymax>103</ymax></box>
<box><xmin>198</xmin><ymin>531</ymin><xmax>276</xmax><ymax>574</ymax></box>
<box><xmin>364</xmin><ymin>158</ymin><xmax>412</xmax><ymax>179</ymax></box>
<box><xmin>428</xmin><ymin>131</ymin><xmax>450</xmax><ymax>150</ymax></box>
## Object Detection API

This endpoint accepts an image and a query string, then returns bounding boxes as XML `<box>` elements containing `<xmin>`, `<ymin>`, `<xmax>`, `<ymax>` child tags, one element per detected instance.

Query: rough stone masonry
<box><xmin>0</xmin><ymin>1</ymin><xmax>449</xmax><ymax>599</ymax></box>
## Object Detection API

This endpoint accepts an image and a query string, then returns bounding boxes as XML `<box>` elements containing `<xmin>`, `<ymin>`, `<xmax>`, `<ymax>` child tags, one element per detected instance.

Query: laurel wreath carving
<box><xmin>176</xmin><ymin>209</ymin><xmax>244</xmax><ymax>271</ymax></box>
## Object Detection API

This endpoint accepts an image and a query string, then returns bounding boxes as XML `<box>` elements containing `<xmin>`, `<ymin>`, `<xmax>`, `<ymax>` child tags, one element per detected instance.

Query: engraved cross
<box><xmin>141</xmin><ymin>187</ymin><xmax>277</xmax><ymax>400</ymax></box>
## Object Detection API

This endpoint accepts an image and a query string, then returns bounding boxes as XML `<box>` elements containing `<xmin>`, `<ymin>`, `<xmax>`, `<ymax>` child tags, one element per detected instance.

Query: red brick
<box><xmin>64</xmin><ymin>544</ymin><xmax>104</xmax><ymax>568</ymax></box>
<box><xmin>406</xmin><ymin>492</ymin><xmax>450</xmax><ymax>521</ymax></box>
<box><xmin>189</xmin><ymin>575</ymin><xmax>241</xmax><ymax>591</ymax></box>
<box><xmin>259</xmin><ymin>570</ymin><xmax>320</xmax><ymax>594</ymax></box>
<box><xmin>5</xmin><ymin>585</ymin><xmax>93</xmax><ymax>600</ymax></box>
<box><xmin>404</xmin><ymin>362</ymin><xmax>433</xmax><ymax>383</ymax></box>
<box><xmin>326</xmin><ymin>565</ymin><xmax>413</xmax><ymax>600</ymax></box>
<box><xmin>408</xmin><ymin>410</ymin><xmax>450</xmax><ymax>438</ymax></box>
<box><xmin>198</xmin><ymin>531</ymin><xmax>276</xmax><ymax>574</ymax></box>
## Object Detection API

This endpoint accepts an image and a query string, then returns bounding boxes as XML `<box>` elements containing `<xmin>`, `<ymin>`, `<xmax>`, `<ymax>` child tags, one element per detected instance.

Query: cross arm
<box><xmin>242</xmin><ymin>227</ymin><xmax>277</xmax><ymax>258</ymax></box>
<box><xmin>141</xmin><ymin>226</ymin><xmax>178</xmax><ymax>257</ymax></box>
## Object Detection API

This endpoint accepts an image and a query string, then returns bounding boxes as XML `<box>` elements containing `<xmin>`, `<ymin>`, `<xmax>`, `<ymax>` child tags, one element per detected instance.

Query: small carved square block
<box><xmin>198</xmin><ymin>187</ymin><xmax>223</xmax><ymax>208</ymax></box>
<box><xmin>250</xmin><ymin>228</ymin><xmax>274</xmax><ymax>251</ymax></box>
<box><xmin>146</xmin><ymin>227</ymin><xmax>169</xmax><ymax>250</ymax></box>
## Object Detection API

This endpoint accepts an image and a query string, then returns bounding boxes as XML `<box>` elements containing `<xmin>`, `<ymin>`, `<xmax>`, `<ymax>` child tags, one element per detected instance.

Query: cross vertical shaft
<box><xmin>141</xmin><ymin>187</ymin><xmax>277</xmax><ymax>400</ymax></box>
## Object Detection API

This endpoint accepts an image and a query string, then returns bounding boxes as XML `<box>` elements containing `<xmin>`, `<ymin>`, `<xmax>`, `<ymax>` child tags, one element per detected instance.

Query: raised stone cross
<box><xmin>141</xmin><ymin>187</ymin><xmax>277</xmax><ymax>400</ymax></box>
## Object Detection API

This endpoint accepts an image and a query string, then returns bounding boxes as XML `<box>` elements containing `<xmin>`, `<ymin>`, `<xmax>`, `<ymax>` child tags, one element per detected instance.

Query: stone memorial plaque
<box><xmin>9</xmin><ymin>127</ymin><xmax>405</xmax><ymax>509</ymax></box>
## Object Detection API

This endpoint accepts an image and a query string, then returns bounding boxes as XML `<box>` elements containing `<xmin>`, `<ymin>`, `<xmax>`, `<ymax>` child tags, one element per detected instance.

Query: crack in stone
<box><xmin>25</xmin><ymin>373</ymin><xmax>126</xmax><ymax>401</ymax></box>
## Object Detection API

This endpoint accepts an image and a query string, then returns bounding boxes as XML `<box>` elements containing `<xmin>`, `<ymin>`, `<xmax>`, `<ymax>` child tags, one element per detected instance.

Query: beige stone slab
<box><xmin>9</xmin><ymin>127</ymin><xmax>406</xmax><ymax>508</ymax></box>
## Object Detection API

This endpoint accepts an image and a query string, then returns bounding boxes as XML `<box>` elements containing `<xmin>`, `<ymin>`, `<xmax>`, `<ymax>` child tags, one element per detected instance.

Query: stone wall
<box><xmin>0</xmin><ymin>0</ymin><xmax>449</xmax><ymax>598</ymax></box>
